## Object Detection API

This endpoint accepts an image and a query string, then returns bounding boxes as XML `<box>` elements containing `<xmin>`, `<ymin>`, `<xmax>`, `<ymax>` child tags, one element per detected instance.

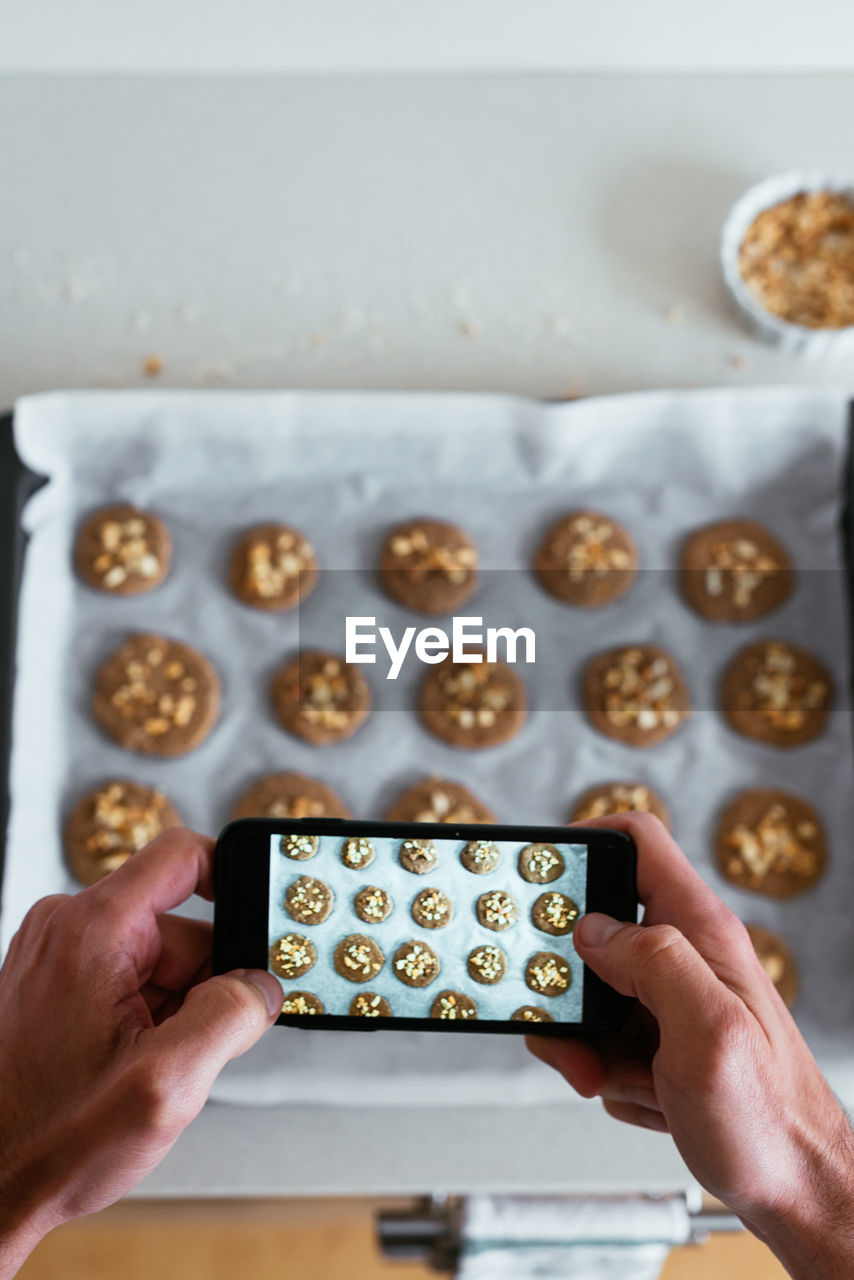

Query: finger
<box><xmin>602</xmin><ymin>1098</ymin><xmax>670</xmax><ymax>1133</ymax></box>
<box><xmin>88</xmin><ymin>827</ymin><xmax>215</xmax><ymax>924</ymax></box>
<box><xmin>575</xmin><ymin>915</ymin><xmax>741</xmax><ymax>1050</ymax></box>
<box><xmin>146</xmin><ymin>916</ymin><xmax>214</xmax><ymax>991</ymax></box>
<box><xmin>526</xmin><ymin>1037</ymin><xmax>606</xmax><ymax>1097</ymax></box>
<box><xmin>573</xmin><ymin>813</ymin><xmax>759</xmax><ymax>979</ymax></box>
<box><xmin>135</xmin><ymin>969</ymin><xmax>281</xmax><ymax>1101</ymax></box>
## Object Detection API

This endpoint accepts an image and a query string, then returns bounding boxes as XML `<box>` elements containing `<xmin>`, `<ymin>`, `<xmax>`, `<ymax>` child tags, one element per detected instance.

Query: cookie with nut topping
<box><xmin>269</xmin><ymin>933</ymin><xmax>317</xmax><ymax>979</ymax></box>
<box><xmin>715</xmin><ymin>788</ymin><xmax>826</xmax><ymax>898</ymax></box>
<box><xmin>746</xmin><ymin>925</ymin><xmax>798</xmax><ymax>1008</ymax></box>
<box><xmin>583</xmin><ymin>644</ymin><xmax>690</xmax><ymax>748</ymax></box>
<box><xmin>569</xmin><ymin>781</ymin><xmax>671</xmax><ymax>831</ymax></box>
<box><xmin>518</xmin><ymin>843</ymin><xmax>565</xmax><ymax>885</ymax></box>
<box><xmin>284</xmin><ymin>875</ymin><xmax>334</xmax><ymax>924</ymax></box>
<box><xmin>532</xmin><ymin>891</ymin><xmax>579</xmax><ymax>936</ymax></box>
<box><xmin>534</xmin><ymin>510</ymin><xmax>637</xmax><ymax>608</ymax></box>
<box><xmin>74</xmin><ymin>504</ymin><xmax>171</xmax><ymax>595</ymax></box>
<box><xmin>476</xmin><ymin>889</ymin><xmax>519</xmax><ymax>932</ymax></box>
<box><xmin>354</xmin><ymin>885</ymin><xmax>394</xmax><ymax>925</ymax></box>
<box><xmin>431</xmin><ymin>990</ymin><xmax>478</xmax><ymax>1020</ymax></box>
<box><xmin>525</xmin><ymin>951</ymin><xmax>571</xmax><ymax>998</ymax></box>
<box><xmin>279</xmin><ymin>832</ymin><xmax>319</xmax><ymax>861</ymax></box>
<box><xmin>511</xmin><ymin>1005</ymin><xmax>554</xmax><ymax>1024</ymax></box>
<box><xmin>228</xmin><ymin>522</ymin><xmax>318</xmax><ymax>612</ymax></box>
<box><xmin>380</xmin><ymin>518</ymin><xmax>478</xmax><ymax>615</ymax></box>
<box><xmin>281</xmin><ymin>991</ymin><xmax>324</xmax><ymax>1016</ymax></box>
<box><xmin>230</xmin><ymin>771</ymin><xmax>351</xmax><ymax>821</ymax></box>
<box><xmin>419</xmin><ymin>653</ymin><xmax>527</xmax><ymax>749</ymax></box>
<box><xmin>460</xmin><ymin>840</ymin><xmax>502</xmax><ymax>874</ymax></box>
<box><xmin>399</xmin><ymin>838</ymin><xmax>438</xmax><ymax>875</ymax></box>
<box><xmin>334</xmin><ymin>934</ymin><xmax>385</xmax><ymax>983</ymax></box>
<box><xmin>467</xmin><ymin>944</ymin><xmax>507</xmax><ymax>986</ymax></box>
<box><xmin>341</xmin><ymin>837</ymin><xmax>375</xmax><ymax>870</ymax></box>
<box><xmin>272</xmin><ymin>650</ymin><xmax>372</xmax><ymax>745</ymax></box>
<box><xmin>350</xmin><ymin>992</ymin><xmax>391</xmax><ymax>1017</ymax></box>
<box><xmin>680</xmin><ymin>520</ymin><xmax>793</xmax><ymax>623</ymax></box>
<box><xmin>411</xmin><ymin>887</ymin><xmax>454</xmax><ymax>929</ymax></box>
<box><xmin>64</xmin><ymin>779</ymin><xmax>182</xmax><ymax>885</ymax></box>
<box><xmin>92</xmin><ymin>633</ymin><xmax>220</xmax><ymax>757</ymax></box>
<box><xmin>721</xmin><ymin>640</ymin><xmax>833</xmax><ymax>748</ymax></box>
<box><xmin>393</xmin><ymin>940</ymin><xmax>441</xmax><ymax>988</ymax></box>
<box><xmin>385</xmin><ymin>777</ymin><xmax>496</xmax><ymax>824</ymax></box>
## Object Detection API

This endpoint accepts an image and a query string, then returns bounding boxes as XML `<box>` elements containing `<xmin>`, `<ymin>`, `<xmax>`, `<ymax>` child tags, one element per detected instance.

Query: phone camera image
<box><xmin>266</xmin><ymin>832</ymin><xmax>588</xmax><ymax>1025</ymax></box>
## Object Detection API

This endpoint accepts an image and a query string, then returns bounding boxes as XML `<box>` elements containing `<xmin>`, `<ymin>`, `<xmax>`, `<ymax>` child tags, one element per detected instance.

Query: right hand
<box><xmin>527</xmin><ymin>813</ymin><xmax>854</xmax><ymax>1279</ymax></box>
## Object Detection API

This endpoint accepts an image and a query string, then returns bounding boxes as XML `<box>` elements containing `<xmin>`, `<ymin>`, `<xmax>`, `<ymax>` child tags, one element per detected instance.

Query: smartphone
<box><xmin>213</xmin><ymin>817</ymin><xmax>637</xmax><ymax>1036</ymax></box>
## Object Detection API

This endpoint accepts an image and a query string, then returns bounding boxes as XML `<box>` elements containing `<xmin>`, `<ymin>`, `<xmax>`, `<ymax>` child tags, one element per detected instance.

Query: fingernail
<box><xmin>235</xmin><ymin>969</ymin><xmax>282</xmax><ymax>1019</ymax></box>
<box><xmin>577</xmin><ymin>913</ymin><xmax>623</xmax><ymax>947</ymax></box>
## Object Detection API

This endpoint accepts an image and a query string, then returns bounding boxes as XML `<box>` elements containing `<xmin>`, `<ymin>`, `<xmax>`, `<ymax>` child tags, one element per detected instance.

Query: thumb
<box><xmin>146</xmin><ymin>968</ymin><xmax>281</xmax><ymax>1092</ymax></box>
<box><xmin>576</xmin><ymin>914</ymin><xmax>735</xmax><ymax>1044</ymax></box>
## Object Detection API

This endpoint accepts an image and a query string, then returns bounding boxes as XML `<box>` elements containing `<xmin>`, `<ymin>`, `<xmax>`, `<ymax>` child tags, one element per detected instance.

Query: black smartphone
<box><xmin>213</xmin><ymin>817</ymin><xmax>637</xmax><ymax>1036</ymax></box>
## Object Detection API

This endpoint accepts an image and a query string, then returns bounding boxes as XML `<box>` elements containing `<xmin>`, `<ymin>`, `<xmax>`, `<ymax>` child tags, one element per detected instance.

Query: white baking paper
<box><xmin>6</xmin><ymin>386</ymin><xmax>854</xmax><ymax>1110</ymax></box>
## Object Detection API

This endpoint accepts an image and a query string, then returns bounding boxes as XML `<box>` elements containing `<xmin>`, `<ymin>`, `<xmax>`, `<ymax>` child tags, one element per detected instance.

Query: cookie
<box><xmin>679</xmin><ymin>520</ymin><xmax>793</xmax><ymax>623</ymax></box>
<box><xmin>467</xmin><ymin>944</ymin><xmax>507</xmax><ymax>985</ymax></box>
<box><xmin>385</xmin><ymin>778</ymin><xmax>497</xmax><ymax>824</ymax></box>
<box><xmin>92</xmin><ymin>634</ymin><xmax>220</xmax><ymax>757</ymax></box>
<box><xmin>525</xmin><ymin>951</ymin><xmax>572</xmax><ymax>998</ymax></box>
<box><xmin>534</xmin><ymin>510</ymin><xmax>637</xmax><ymax>608</ymax></box>
<box><xmin>334</xmin><ymin>934</ymin><xmax>385</xmax><ymax>983</ymax></box>
<box><xmin>715</xmin><ymin>789</ymin><xmax>826</xmax><ymax>898</ymax></box>
<box><xmin>532</xmin><ymin>891</ymin><xmax>579</xmax><ymax>936</ymax></box>
<box><xmin>460</xmin><ymin>840</ymin><xmax>502</xmax><ymax>875</ymax></box>
<box><xmin>569</xmin><ymin>781</ymin><xmax>671</xmax><ymax>830</ymax></box>
<box><xmin>411</xmin><ymin>887</ymin><xmax>454</xmax><ymax>929</ymax></box>
<box><xmin>350</xmin><ymin>992</ymin><xmax>392</xmax><ymax>1018</ymax></box>
<box><xmin>230</xmin><ymin>772</ymin><xmax>351</xmax><ymax>821</ymax></box>
<box><xmin>379</xmin><ymin>518</ymin><xmax>478</xmax><ymax>615</ymax></box>
<box><xmin>64</xmin><ymin>780</ymin><xmax>182</xmax><ymax>886</ymax></box>
<box><xmin>518</xmin><ymin>843</ymin><xmax>565</xmax><ymax>885</ymax></box>
<box><xmin>341</xmin><ymin>837</ymin><xmax>375</xmax><ymax>870</ymax></box>
<box><xmin>476</xmin><ymin>890</ymin><xmax>519</xmax><ymax>932</ymax></box>
<box><xmin>583</xmin><ymin>644</ymin><xmax>690</xmax><ymax>747</ymax></box>
<box><xmin>279</xmin><ymin>832</ymin><xmax>319</xmax><ymax>861</ymax></box>
<box><xmin>399</xmin><ymin>838</ymin><xmax>438</xmax><ymax>875</ymax></box>
<box><xmin>721</xmin><ymin>640</ymin><xmax>833</xmax><ymax>748</ymax></box>
<box><xmin>271</xmin><ymin>650</ymin><xmax>372</xmax><ymax>745</ymax></box>
<box><xmin>228</xmin><ymin>522</ymin><xmax>317</xmax><ymax>611</ymax></box>
<box><xmin>393</xmin><ymin>940</ymin><xmax>441</xmax><ymax>987</ymax></box>
<box><xmin>431</xmin><ymin>991</ymin><xmax>478</xmax><ymax>1020</ymax></box>
<box><xmin>280</xmin><ymin>991</ymin><xmax>324</xmax><ymax>1016</ymax></box>
<box><xmin>511</xmin><ymin>1006</ymin><xmax>555</xmax><ymax>1024</ymax></box>
<box><xmin>269</xmin><ymin>934</ymin><xmax>317</xmax><ymax>980</ymax></box>
<box><xmin>74</xmin><ymin>504</ymin><xmax>171</xmax><ymax>595</ymax></box>
<box><xmin>284</xmin><ymin>875</ymin><xmax>334</xmax><ymax>925</ymax></box>
<box><xmin>419</xmin><ymin>654</ymin><xmax>527</xmax><ymax>749</ymax></box>
<box><xmin>746</xmin><ymin>924</ymin><xmax>798</xmax><ymax>1008</ymax></box>
<box><xmin>354</xmin><ymin>885</ymin><xmax>394</xmax><ymax>925</ymax></box>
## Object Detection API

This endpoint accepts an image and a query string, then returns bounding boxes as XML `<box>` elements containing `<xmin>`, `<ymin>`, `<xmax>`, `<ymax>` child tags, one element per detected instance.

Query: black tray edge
<box><xmin>0</xmin><ymin>412</ymin><xmax>47</xmax><ymax>917</ymax></box>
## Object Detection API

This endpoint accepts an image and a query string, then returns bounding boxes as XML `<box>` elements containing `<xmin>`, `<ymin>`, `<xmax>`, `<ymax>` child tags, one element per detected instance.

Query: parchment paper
<box><xmin>6</xmin><ymin>386</ymin><xmax>854</xmax><ymax>1109</ymax></box>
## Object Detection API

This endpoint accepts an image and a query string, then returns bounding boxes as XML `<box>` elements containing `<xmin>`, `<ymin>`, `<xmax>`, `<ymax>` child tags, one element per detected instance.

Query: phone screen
<box><xmin>266</xmin><ymin>830</ymin><xmax>588</xmax><ymax>1025</ymax></box>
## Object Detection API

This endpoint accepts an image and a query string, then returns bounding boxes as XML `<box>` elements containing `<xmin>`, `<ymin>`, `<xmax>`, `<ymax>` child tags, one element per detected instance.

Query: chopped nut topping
<box><xmin>285</xmin><ymin>876</ymin><xmax>330</xmax><ymax>921</ymax></box>
<box><xmin>356</xmin><ymin>887</ymin><xmax>391</xmax><ymax>922</ymax></box>
<box><xmin>351</xmin><ymin>993</ymin><xmax>389</xmax><ymax>1017</ymax></box>
<box><xmin>281</xmin><ymin>993</ymin><xmax>321</xmax><ymax>1015</ymax></box>
<box><xmin>395</xmin><ymin>942</ymin><xmax>440</xmax><ymax>982</ymax></box>
<box><xmin>431</xmin><ymin>661</ymin><xmax>515</xmax><ymax>729</ymax></box>
<box><xmin>739</xmin><ymin>190</ymin><xmax>854</xmax><ymax>329</ymax></box>
<box><xmin>280</xmin><ymin>833</ymin><xmax>319</xmax><ymax>859</ymax></box>
<box><xmin>270</xmin><ymin>934</ymin><xmax>314</xmax><ymax>976</ymax></box>
<box><xmin>463</xmin><ymin>840</ymin><xmax>500</xmax><ymax>868</ymax></box>
<box><xmin>564</xmin><ymin>516</ymin><xmax>632</xmax><ymax>581</ymax></box>
<box><xmin>528</xmin><ymin>956</ymin><xmax>570</xmax><ymax>993</ymax></box>
<box><xmin>537</xmin><ymin>892</ymin><xmax>579</xmax><ymax>933</ymax></box>
<box><xmin>400</xmin><ymin>838</ymin><xmax>437</xmax><ymax>869</ymax></box>
<box><xmin>575</xmin><ymin>784</ymin><xmax>657</xmax><ymax>820</ymax></box>
<box><xmin>412</xmin><ymin>789</ymin><xmax>487</xmax><ymax>824</ymax></box>
<box><xmin>83</xmin><ymin>782</ymin><xmax>172</xmax><ymax>864</ymax></box>
<box><xmin>92</xmin><ymin>514</ymin><xmax>161</xmax><ymax>587</ymax></box>
<box><xmin>469</xmin><ymin>945</ymin><xmax>505</xmax><ymax>982</ymax></box>
<box><xmin>726</xmin><ymin>803</ymin><xmax>819</xmax><ymax>883</ymax></box>
<box><xmin>242</xmin><ymin>528</ymin><xmax>315</xmax><ymax>599</ymax></box>
<box><xmin>599</xmin><ymin>648</ymin><xmax>683</xmax><ymax>733</ymax></box>
<box><xmin>433</xmin><ymin>992</ymin><xmax>477</xmax><ymax>1020</ymax></box>
<box><xmin>341</xmin><ymin>837</ymin><xmax>374</xmax><ymax>868</ymax></box>
<box><xmin>389</xmin><ymin>526</ymin><xmax>478</xmax><ymax>583</ymax></box>
<box><xmin>740</xmin><ymin>642</ymin><xmax>829</xmax><ymax>730</ymax></box>
<box><xmin>340</xmin><ymin>940</ymin><xmax>383</xmax><ymax>978</ymax></box>
<box><xmin>703</xmin><ymin>538</ymin><xmax>780</xmax><ymax>608</ymax></box>
<box><xmin>479</xmin><ymin>890</ymin><xmax>519</xmax><ymax>929</ymax></box>
<box><xmin>413</xmin><ymin>888</ymin><xmax>452</xmax><ymax>925</ymax></box>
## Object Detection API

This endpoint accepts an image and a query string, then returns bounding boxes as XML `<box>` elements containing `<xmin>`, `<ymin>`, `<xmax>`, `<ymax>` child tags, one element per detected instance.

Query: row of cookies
<box><xmin>74</xmin><ymin>503</ymin><xmax>794</xmax><ymax>623</ymax></box>
<box><xmin>88</xmin><ymin>631</ymin><xmax>834</xmax><ymax>758</ymax></box>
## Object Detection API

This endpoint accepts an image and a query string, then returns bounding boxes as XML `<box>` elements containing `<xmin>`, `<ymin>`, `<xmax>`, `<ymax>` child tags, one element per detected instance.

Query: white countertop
<box><xmin>2</xmin><ymin>71</ymin><xmax>853</xmax><ymax>1198</ymax></box>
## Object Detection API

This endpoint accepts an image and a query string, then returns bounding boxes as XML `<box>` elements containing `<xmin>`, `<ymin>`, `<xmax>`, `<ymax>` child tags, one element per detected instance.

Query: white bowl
<box><xmin>720</xmin><ymin>170</ymin><xmax>854</xmax><ymax>357</ymax></box>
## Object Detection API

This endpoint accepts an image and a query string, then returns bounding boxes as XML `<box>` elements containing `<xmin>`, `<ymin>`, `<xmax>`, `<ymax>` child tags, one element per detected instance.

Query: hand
<box><xmin>0</xmin><ymin>828</ymin><xmax>281</xmax><ymax>1277</ymax></box>
<box><xmin>527</xmin><ymin>812</ymin><xmax>854</xmax><ymax>1280</ymax></box>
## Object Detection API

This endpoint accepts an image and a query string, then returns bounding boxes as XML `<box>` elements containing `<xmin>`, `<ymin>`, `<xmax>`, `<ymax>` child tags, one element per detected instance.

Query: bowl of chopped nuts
<box><xmin>721</xmin><ymin>171</ymin><xmax>854</xmax><ymax>355</ymax></box>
